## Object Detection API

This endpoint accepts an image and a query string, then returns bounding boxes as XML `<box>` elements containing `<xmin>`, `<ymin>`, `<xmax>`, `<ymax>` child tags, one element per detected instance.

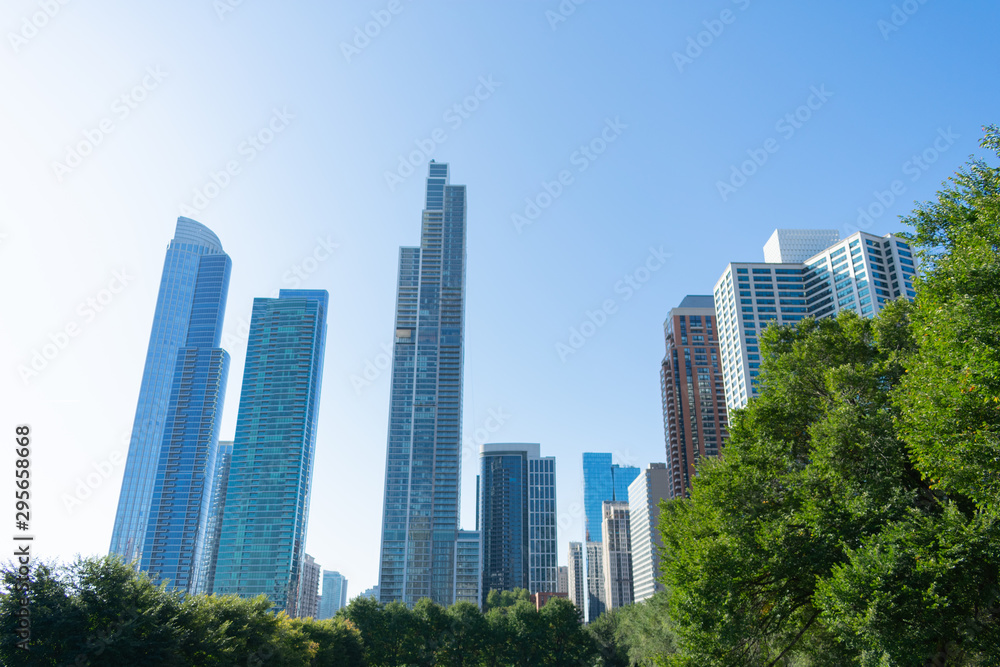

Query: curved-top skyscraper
<box><xmin>110</xmin><ymin>217</ymin><xmax>231</xmax><ymax>565</ymax></box>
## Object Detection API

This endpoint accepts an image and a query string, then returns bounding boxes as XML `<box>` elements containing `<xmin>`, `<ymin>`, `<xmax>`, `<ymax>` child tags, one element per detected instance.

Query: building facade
<box><xmin>378</xmin><ymin>162</ymin><xmax>468</xmax><ymax>607</ymax></box>
<box><xmin>601</xmin><ymin>501</ymin><xmax>633</xmax><ymax>611</ymax></box>
<box><xmin>628</xmin><ymin>464</ymin><xmax>670</xmax><ymax>602</ymax></box>
<box><xmin>319</xmin><ymin>571</ymin><xmax>348</xmax><ymax>619</ymax></box>
<box><xmin>298</xmin><ymin>554</ymin><xmax>321</xmax><ymax>618</ymax></box>
<box><xmin>660</xmin><ymin>296</ymin><xmax>728</xmax><ymax>499</ymax></box>
<box><xmin>212</xmin><ymin>290</ymin><xmax>328</xmax><ymax>615</ymax></box>
<box><xmin>567</xmin><ymin>542</ymin><xmax>585</xmax><ymax>618</ymax></box>
<box><xmin>582</xmin><ymin>453</ymin><xmax>639</xmax><ymax>621</ymax></box>
<box><xmin>111</xmin><ymin>218</ymin><xmax>231</xmax><ymax>565</ymax></box>
<box><xmin>455</xmin><ymin>530</ymin><xmax>482</xmax><ymax>607</ymax></box>
<box><xmin>715</xmin><ymin>230</ymin><xmax>919</xmax><ymax>410</ymax></box>
<box><xmin>558</xmin><ymin>566</ymin><xmax>568</xmax><ymax>594</ymax></box>
<box><xmin>479</xmin><ymin>443</ymin><xmax>557</xmax><ymax>605</ymax></box>
<box><xmin>139</xmin><ymin>346</ymin><xmax>230</xmax><ymax>592</ymax></box>
<box><xmin>194</xmin><ymin>441</ymin><xmax>233</xmax><ymax>595</ymax></box>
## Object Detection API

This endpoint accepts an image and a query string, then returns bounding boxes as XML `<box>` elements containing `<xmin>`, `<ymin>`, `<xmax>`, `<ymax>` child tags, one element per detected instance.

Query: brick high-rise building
<box><xmin>660</xmin><ymin>296</ymin><xmax>729</xmax><ymax>499</ymax></box>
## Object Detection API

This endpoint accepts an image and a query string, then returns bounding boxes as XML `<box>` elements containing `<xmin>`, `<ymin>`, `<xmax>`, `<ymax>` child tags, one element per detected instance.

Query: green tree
<box><xmin>895</xmin><ymin>125</ymin><xmax>1000</xmax><ymax>508</ymax></box>
<box><xmin>434</xmin><ymin>601</ymin><xmax>489</xmax><ymax>667</ymax></box>
<box><xmin>537</xmin><ymin>597</ymin><xmax>596</xmax><ymax>666</ymax></box>
<box><xmin>812</xmin><ymin>127</ymin><xmax>1000</xmax><ymax>664</ymax></box>
<box><xmin>289</xmin><ymin>617</ymin><xmax>365</xmax><ymax>667</ymax></box>
<box><xmin>659</xmin><ymin>306</ymin><xmax>921</xmax><ymax>665</ymax></box>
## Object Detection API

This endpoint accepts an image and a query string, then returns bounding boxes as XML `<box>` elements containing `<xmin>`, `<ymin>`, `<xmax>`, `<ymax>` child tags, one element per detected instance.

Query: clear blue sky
<box><xmin>2</xmin><ymin>0</ymin><xmax>997</xmax><ymax>597</ymax></box>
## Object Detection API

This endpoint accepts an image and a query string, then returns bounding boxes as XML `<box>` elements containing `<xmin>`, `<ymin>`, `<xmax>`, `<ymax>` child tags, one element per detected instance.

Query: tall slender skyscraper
<box><xmin>378</xmin><ymin>162</ymin><xmax>467</xmax><ymax>607</ymax></box>
<box><xmin>582</xmin><ymin>453</ymin><xmax>639</xmax><ymax>621</ymax></box>
<box><xmin>479</xmin><ymin>443</ymin><xmax>558</xmax><ymax>605</ymax></box>
<box><xmin>111</xmin><ymin>218</ymin><xmax>230</xmax><ymax>565</ymax></box>
<box><xmin>212</xmin><ymin>290</ymin><xmax>328</xmax><ymax>615</ymax></box>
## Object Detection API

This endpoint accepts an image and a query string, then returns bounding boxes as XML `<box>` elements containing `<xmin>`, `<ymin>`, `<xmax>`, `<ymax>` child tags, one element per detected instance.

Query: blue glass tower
<box><xmin>194</xmin><ymin>440</ymin><xmax>233</xmax><ymax>595</ymax></box>
<box><xmin>212</xmin><ymin>290</ymin><xmax>328</xmax><ymax>615</ymax></box>
<box><xmin>582</xmin><ymin>454</ymin><xmax>639</xmax><ymax>544</ymax></box>
<box><xmin>378</xmin><ymin>162</ymin><xmax>467</xmax><ymax>606</ymax></box>
<box><xmin>479</xmin><ymin>443</ymin><xmax>558</xmax><ymax>605</ymax></box>
<box><xmin>110</xmin><ymin>218</ymin><xmax>230</xmax><ymax>565</ymax></box>
<box><xmin>480</xmin><ymin>446</ymin><xmax>529</xmax><ymax>599</ymax></box>
<box><xmin>582</xmin><ymin>453</ymin><xmax>639</xmax><ymax>621</ymax></box>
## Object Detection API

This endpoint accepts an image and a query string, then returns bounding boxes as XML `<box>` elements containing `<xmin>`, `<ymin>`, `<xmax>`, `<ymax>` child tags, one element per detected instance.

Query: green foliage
<box><xmin>658</xmin><ymin>127</ymin><xmax>1000</xmax><ymax>665</ymax></box>
<box><xmin>484</xmin><ymin>587</ymin><xmax>531</xmax><ymax>611</ymax></box>
<box><xmin>896</xmin><ymin>125</ymin><xmax>1000</xmax><ymax>508</ymax></box>
<box><xmin>660</xmin><ymin>309</ymin><xmax>919</xmax><ymax>665</ymax></box>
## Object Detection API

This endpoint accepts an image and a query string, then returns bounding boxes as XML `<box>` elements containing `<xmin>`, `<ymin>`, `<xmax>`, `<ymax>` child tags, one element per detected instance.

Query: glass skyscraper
<box><xmin>194</xmin><ymin>440</ymin><xmax>233</xmax><ymax>595</ymax></box>
<box><xmin>582</xmin><ymin>453</ymin><xmax>639</xmax><ymax>621</ymax></box>
<box><xmin>378</xmin><ymin>162</ymin><xmax>467</xmax><ymax>607</ymax></box>
<box><xmin>212</xmin><ymin>290</ymin><xmax>328</xmax><ymax>615</ymax></box>
<box><xmin>479</xmin><ymin>443</ymin><xmax>558</xmax><ymax>605</ymax></box>
<box><xmin>455</xmin><ymin>530</ymin><xmax>482</xmax><ymax>607</ymax></box>
<box><xmin>111</xmin><ymin>217</ymin><xmax>231</xmax><ymax>565</ymax></box>
<box><xmin>714</xmin><ymin>229</ymin><xmax>919</xmax><ymax>410</ymax></box>
<box><xmin>319</xmin><ymin>571</ymin><xmax>348</xmax><ymax>619</ymax></box>
<box><xmin>139</xmin><ymin>346</ymin><xmax>230</xmax><ymax>592</ymax></box>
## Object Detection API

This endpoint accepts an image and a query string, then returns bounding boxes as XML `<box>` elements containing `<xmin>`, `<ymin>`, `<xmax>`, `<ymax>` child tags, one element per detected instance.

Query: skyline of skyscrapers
<box><xmin>378</xmin><ymin>161</ymin><xmax>469</xmax><ymax>607</ymax></box>
<box><xmin>212</xmin><ymin>289</ymin><xmax>329</xmax><ymax>615</ymax></box>
<box><xmin>101</xmin><ymin>198</ymin><xmax>925</xmax><ymax>624</ymax></box>
<box><xmin>660</xmin><ymin>296</ymin><xmax>729</xmax><ymax>499</ymax></box>
<box><xmin>110</xmin><ymin>218</ymin><xmax>232</xmax><ymax>566</ymax></box>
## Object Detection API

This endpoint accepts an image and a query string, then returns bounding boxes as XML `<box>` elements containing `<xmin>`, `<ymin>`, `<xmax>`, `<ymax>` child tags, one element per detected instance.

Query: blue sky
<box><xmin>2</xmin><ymin>0</ymin><xmax>997</xmax><ymax>597</ymax></box>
